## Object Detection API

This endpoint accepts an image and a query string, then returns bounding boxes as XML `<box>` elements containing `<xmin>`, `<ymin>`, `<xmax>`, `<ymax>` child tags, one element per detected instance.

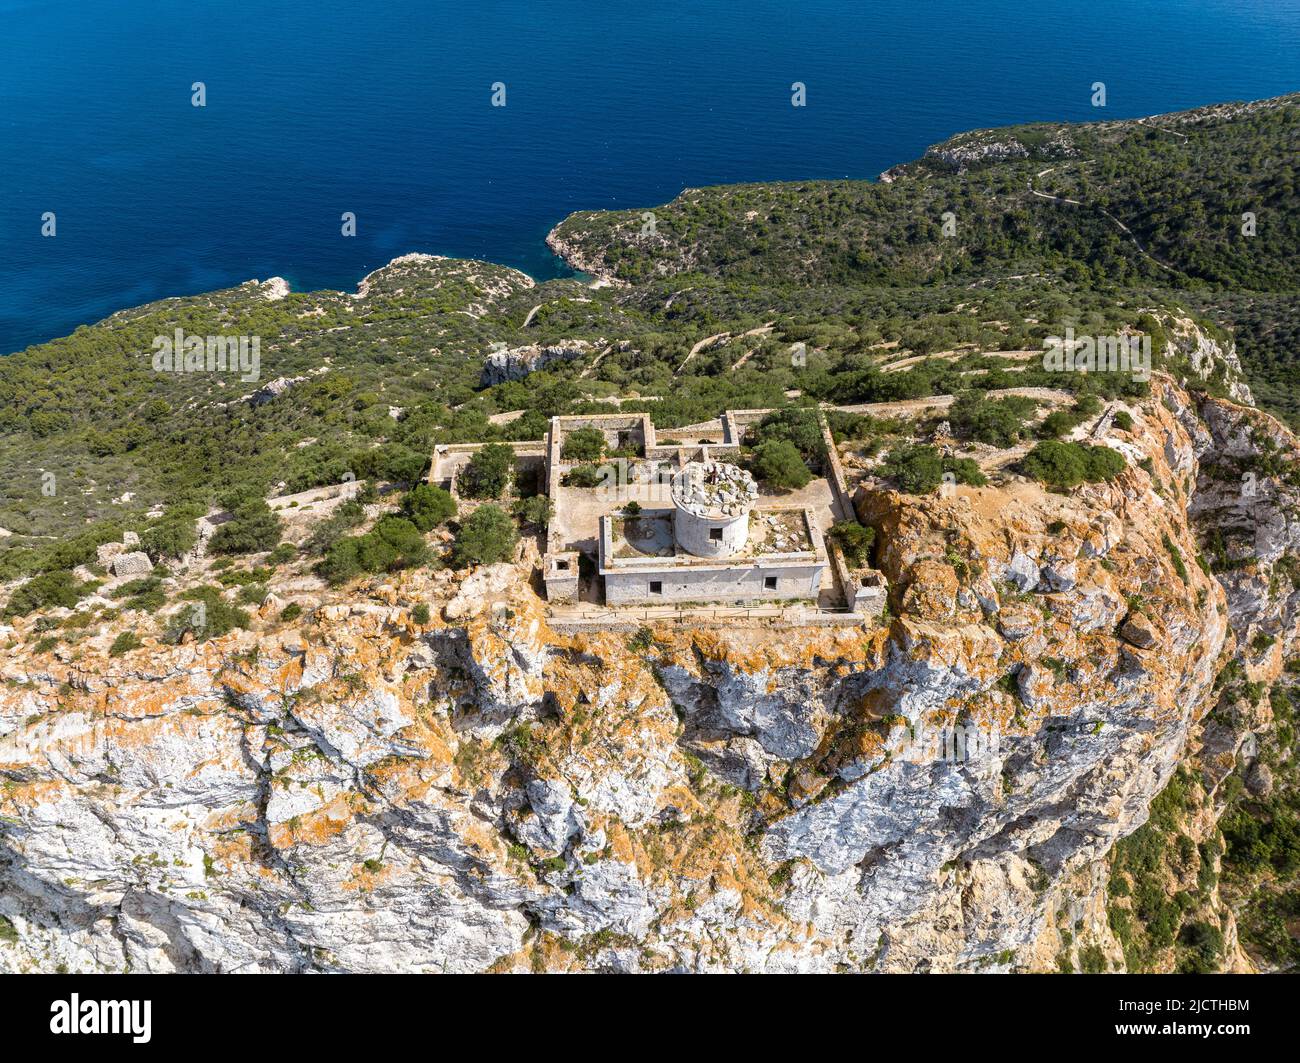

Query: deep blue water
<box><xmin>2</xmin><ymin>0</ymin><xmax>1298</xmax><ymax>354</ymax></box>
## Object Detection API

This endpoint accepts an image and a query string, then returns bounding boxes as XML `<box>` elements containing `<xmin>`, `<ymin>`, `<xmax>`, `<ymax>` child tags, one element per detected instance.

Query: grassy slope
<box><xmin>550</xmin><ymin>93</ymin><xmax>1299</xmax><ymax>419</ymax></box>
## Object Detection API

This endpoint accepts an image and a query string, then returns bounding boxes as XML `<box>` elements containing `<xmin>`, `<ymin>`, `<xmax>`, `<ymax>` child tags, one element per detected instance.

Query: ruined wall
<box><xmin>603</xmin><ymin>559</ymin><xmax>824</xmax><ymax>605</ymax></box>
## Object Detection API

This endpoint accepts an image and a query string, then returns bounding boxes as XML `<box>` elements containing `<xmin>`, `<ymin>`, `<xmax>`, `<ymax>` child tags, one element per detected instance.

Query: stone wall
<box><xmin>603</xmin><ymin>559</ymin><xmax>824</xmax><ymax>606</ymax></box>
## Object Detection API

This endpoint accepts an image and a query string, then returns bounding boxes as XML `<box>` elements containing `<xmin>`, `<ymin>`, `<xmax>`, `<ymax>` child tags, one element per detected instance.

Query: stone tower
<box><xmin>670</xmin><ymin>460</ymin><xmax>759</xmax><ymax>558</ymax></box>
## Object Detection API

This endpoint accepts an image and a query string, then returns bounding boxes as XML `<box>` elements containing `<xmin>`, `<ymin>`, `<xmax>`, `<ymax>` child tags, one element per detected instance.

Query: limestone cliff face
<box><xmin>479</xmin><ymin>342</ymin><xmax>593</xmax><ymax>388</ymax></box>
<box><xmin>1</xmin><ymin>378</ymin><xmax>1295</xmax><ymax>973</ymax></box>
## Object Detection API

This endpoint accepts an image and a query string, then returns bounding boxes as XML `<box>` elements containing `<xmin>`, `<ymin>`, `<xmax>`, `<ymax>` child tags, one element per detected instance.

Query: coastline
<box><xmin>8</xmin><ymin>89</ymin><xmax>1299</xmax><ymax>359</ymax></box>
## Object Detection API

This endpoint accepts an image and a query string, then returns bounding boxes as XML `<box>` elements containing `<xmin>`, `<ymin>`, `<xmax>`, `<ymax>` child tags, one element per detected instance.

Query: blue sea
<box><xmin>2</xmin><ymin>0</ymin><xmax>1298</xmax><ymax>354</ymax></box>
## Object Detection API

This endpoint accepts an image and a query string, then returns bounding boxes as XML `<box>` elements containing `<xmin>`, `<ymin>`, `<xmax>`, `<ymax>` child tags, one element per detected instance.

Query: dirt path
<box><xmin>578</xmin><ymin>343</ymin><xmax>614</xmax><ymax>379</ymax></box>
<box><xmin>1136</xmin><ymin>116</ymin><xmax>1190</xmax><ymax>141</ymax></box>
<box><xmin>1029</xmin><ymin>167</ymin><xmax>1180</xmax><ymax>275</ymax></box>
<box><xmin>829</xmin><ymin>385</ymin><xmax>1072</xmax><ymax>420</ymax></box>
<box><xmin>676</xmin><ymin>322</ymin><xmax>775</xmax><ymax>376</ymax></box>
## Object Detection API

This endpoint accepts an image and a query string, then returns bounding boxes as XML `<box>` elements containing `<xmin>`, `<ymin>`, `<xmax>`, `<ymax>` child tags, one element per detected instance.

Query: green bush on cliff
<box><xmin>948</xmin><ymin>392</ymin><xmax>1038</xmax><ymax>447</ymax></box>
<box><xmin>828</xmin><ymin>521</ymin><xmax>875</xmax><ymax>566</ymax></box>
<box><xmin>210</xmin><ymin>497</ymin><xmax>283</xmax><ymax>556</ymax></box>
<box><xmin>451</xmin><ymin>505</ymin><xmax>518</xmax><ymax>568</ymax></box>
<box><xmin>1022</xmin><ymin>440</ymin><xmax>1125</xmax><ymax>488</ymax></box>
<box><xmin>403</xmin><ymin>483</ymin><xmax>457</xmax><ymax>531</ymax></box>
<box><xmin>109</xmin><ymin>631</ymin><xmax>143</xmax><ymax>657</ymax></box>
<box><xmin>162</xmin><ymin>588</ymin><xmax>248</xmax><ymax>644</ymax></box>
<box><xmin>880</xmin><ymin>444</ymin><xmax>944</xmax><ymax>494</ymax></box>
<box><xmin>318</xmin><ymin>516</ymin><xmax>430</xmax><ymax>584</ymax></box>
<box><xmin>3</xmin><ymin>570</ymin><xmax>88</xmax><ymax>618</ymax></box>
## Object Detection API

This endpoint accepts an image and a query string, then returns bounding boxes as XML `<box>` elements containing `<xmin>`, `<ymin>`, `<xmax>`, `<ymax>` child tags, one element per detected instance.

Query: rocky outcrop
<box><xmin>1160</xmin><ymin>314</ymin><xmax>1255</xmax><ymax>406</ymax></box>
<box><xmin>0</xmin><ymin>375</ymin><xmax>1296</xmax><ymax>973</ymax></box>
<box><xmin>110</xmin><ymin>552</ymin><xmax>153</xmax><ymax>578</ymax></box>
<box><xmin>480</xmin><ymin>342</ymin><xmax>592</xmax><ymax>387</ymax></box>
<box><xmin>247</xmin><ymin>375</ymin><xmax>306</xmax><ymax>407</ymax></box>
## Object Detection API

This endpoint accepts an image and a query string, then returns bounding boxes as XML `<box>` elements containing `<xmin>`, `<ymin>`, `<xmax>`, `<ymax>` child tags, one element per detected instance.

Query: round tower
<box><xmin>671</xmin><ymin>460</ymin><xmax>759</xmax><ymax>558</ymax></box>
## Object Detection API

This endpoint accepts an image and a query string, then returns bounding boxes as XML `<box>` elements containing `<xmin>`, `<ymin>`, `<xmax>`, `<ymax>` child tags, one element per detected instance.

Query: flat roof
<box><xmin>599</xmin><ymin>506</ymin><xmax>823</xmax><ymax>574</ymax></box>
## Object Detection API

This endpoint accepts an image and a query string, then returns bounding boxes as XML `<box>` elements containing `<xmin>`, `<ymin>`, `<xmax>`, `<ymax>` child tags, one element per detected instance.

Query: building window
<box><xmin>709</xmin><ymin>528</ymin><xmax>723</xmax><ymax>542</ymax></box>
<box><xmin>764</xmin><ymin>576</ymin><xmax>778</xmax><ymax>590</ymax></box>
<box><xmin>649</xmin><ymin>581</ymin><xmax>663</xmax><ymax>595</ymax></box>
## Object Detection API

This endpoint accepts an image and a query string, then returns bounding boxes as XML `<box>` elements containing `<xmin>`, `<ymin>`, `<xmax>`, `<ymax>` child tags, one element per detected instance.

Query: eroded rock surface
<box><xmin>1</xmin><ymin>377</ymin><xmax>1296</xmax><ymax>972</ymax></box>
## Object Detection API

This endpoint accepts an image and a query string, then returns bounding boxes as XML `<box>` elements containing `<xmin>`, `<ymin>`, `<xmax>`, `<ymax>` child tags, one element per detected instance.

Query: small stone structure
<box><xmin>850</xmin><ymin>569</ymin><xmax>888</xmax><ymax>618</ymax></box>
<box><xmin>596</xmin><ymin>457</ymin><xmax>826</xmax><ymax>606</ymax></box>
<box><xmin>599</xmin><ymin>505</ymin><xmax>827</xmax><ymax>606</ymax></box>
<box><xmin>543</xmin><ymin>551</ymin><xmax>580</xmax><ymax>605</ymax></box>
<box><xmin>97</xmin><ymin>532</ymin><xmax>152</xmax><ymax>578</ymax></box>
<box><xmin>670</xmin><ymin>460</ymin><xmax>758</xmax><ymax>558</ymax></box>
<box><xmin>112</xmin><ymin>552</ymin><xmax>154</xmax><ymax>578</ymax></box>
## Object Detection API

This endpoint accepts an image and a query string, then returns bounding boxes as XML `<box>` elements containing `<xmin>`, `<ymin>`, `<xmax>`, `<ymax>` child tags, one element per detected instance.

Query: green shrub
<box><xmin>109</xmin><ymin>630</ymin><xmax>143</xmax><ymax>657</ymax></box>
<box><xmin>141</xmin><ymin>513</ymin><xmax>199</xmax><ymax>561</ymax></box>
<box><xmin>515</xmin><ymin>494</ymin><xmax>555</xmax><ymax>528</ymax></box>
<box><xmin>267</xmin><ymin>543</ymin><xmax>298</xmax><ymax>565</ymax></box>
<box><xmin>828</xmin><ymin>521</ymin><xmax>876</xmax><ymax>566</ymax></box>
<box><xmin>944</xmin><ymin>456</ymin><xmax>988</xmax><ymax>486</ymax></box>
<box><xmin>1037</xmin><ymin>409</ymin><xmax>1083</xmax><ymax>439</ymax></box>
<box><xmin>112</xmin><ymin>575</ymin><xmax>166</xmax><ymax>612</ymax></box>
<box><xmin>1176</xmin><ymin>920</ymin><xmax>1224</xmax><ymax>974</ymax></box>
<box><xmin>1073</xmin><ymin>393</ymin><xmax>1103</xmax><ymax>417</ymax></box>
<box><xmin>319</xmin><ymin>516</ymin><xmax>430</xmax><ymax>584</ymax></box>
<box><xmin>1112</xmin><ymin>410</ymin><xmax>1134</xmax><ymax>431</ymax></box>
<box><xmin>162</xmin><ymin>589</ymin><xmax>249</xmax><ymax>644</ymax></box>
<box><xmin>403</xmin><ymin>483</ymin><xmax>457</xmax><ymax>531</ymax></box>
<box><xmin>561</xmin><ymin>427</ymin><xmax>605</xmax><ymax>462</ymax></box>
<box><xmin>280</xmin><ymin>602</ymin><xmax>303</xmax><ymax>622</ymax></box>
<box><xmin>1078</xmin><ymin>944</ymin><xmax>1107</xmax><ymax>974</ymax></box>
<box><xmin>236</xmin><ymin>583</ymin><xmax>269</xmax><ymax>607</ymax></box>
<box><xmin>749</xmin><ymin>408</ymin><xmax>827</xmax><ymax>464</ymax></box>
<box><xmin>458</xmin><ymin>443</ymin><xmax>514</xmax><ymax>500</ymax></box>
<box><xmin>411</xmin><ymin>603</ymin><xmax>431</xmax><ymax>625</ymax></box>
<box><xmin>562</xmin><ymin>464</ymin><xmax>606</xmax><ymax>488</ymax></box>
<box><xmin>1022</xmin><ymin>441</ymin><xmax>1125</xmax><ymax>488</ymax></box>
<box><xmin>210</xmin><ymin>498</ymin><xmax>283</xmax><ymax>555</ymax></box>
<box><xmin>1162</xmin><ymin>533</ymin><xmax>1190</xmax><ymax>584</ymax></box>
<box><xmin>880</xmin><ymin>444</ymin><xmax>944</xmax><ymax>494</ymax></box>
<box><xmin>948</xmin><ymin>392</ymin><xmax>1038</xmax><ymax>447</ymax></box>
<box><xmin>451</xmin><ymin>505</ymin><xmax>519</xmax><ymax>568</ymax></box>
<box><xmin>751</xmin><ymin>439</ymin><xmax>811</xmax><ymax>490</ymax></box>
<box><xmin>3</xmin><ymin>570</ymin><xmax>87</xmax><ymax>618</ymax></box>
<box><xmin>305</xmin><ymin>499</ymin><xmax>366</xmax><ymax>555</ymax></box>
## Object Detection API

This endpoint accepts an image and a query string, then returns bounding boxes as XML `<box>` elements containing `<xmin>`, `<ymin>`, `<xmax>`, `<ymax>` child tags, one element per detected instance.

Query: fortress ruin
<box><xmin>429</xmin><ymin>410</ymin><xmax>887</xmax><ymax>622</ymax></box>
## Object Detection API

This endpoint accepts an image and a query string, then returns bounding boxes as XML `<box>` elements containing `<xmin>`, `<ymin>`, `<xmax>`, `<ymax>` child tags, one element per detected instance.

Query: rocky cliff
<box><xmin>1</xmin><ymin>376</ymin><xmax>1297</xmax><ymax>973</ymax></box>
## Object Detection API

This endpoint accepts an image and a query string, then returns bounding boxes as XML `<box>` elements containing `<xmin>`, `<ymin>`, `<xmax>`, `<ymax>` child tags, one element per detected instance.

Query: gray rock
<box><xmin>1003</xmin><ymin>550</ymin><xmax>1040</xmax><ymax>592</ymax></box>
<box><xmin>110</xmin><ymin>552</ymin><xmax>153</xmax><ymax>578</ymax></box>
<box><xmin>1245</xmin><ymin>760</ymin><xmax>1274</xmax><ymax>798</ymax></box>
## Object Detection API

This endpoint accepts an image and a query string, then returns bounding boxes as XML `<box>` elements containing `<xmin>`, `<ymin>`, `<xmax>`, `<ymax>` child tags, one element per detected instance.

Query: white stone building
<box><xmin>434</xmin><ymin>409</ymin><xmax>886</xmax><ymax>617</ymax></box>
<box><xmin>598</xmin><ymin>460</ymin><xmax>828</xmax><ymax>606</ymax></box>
